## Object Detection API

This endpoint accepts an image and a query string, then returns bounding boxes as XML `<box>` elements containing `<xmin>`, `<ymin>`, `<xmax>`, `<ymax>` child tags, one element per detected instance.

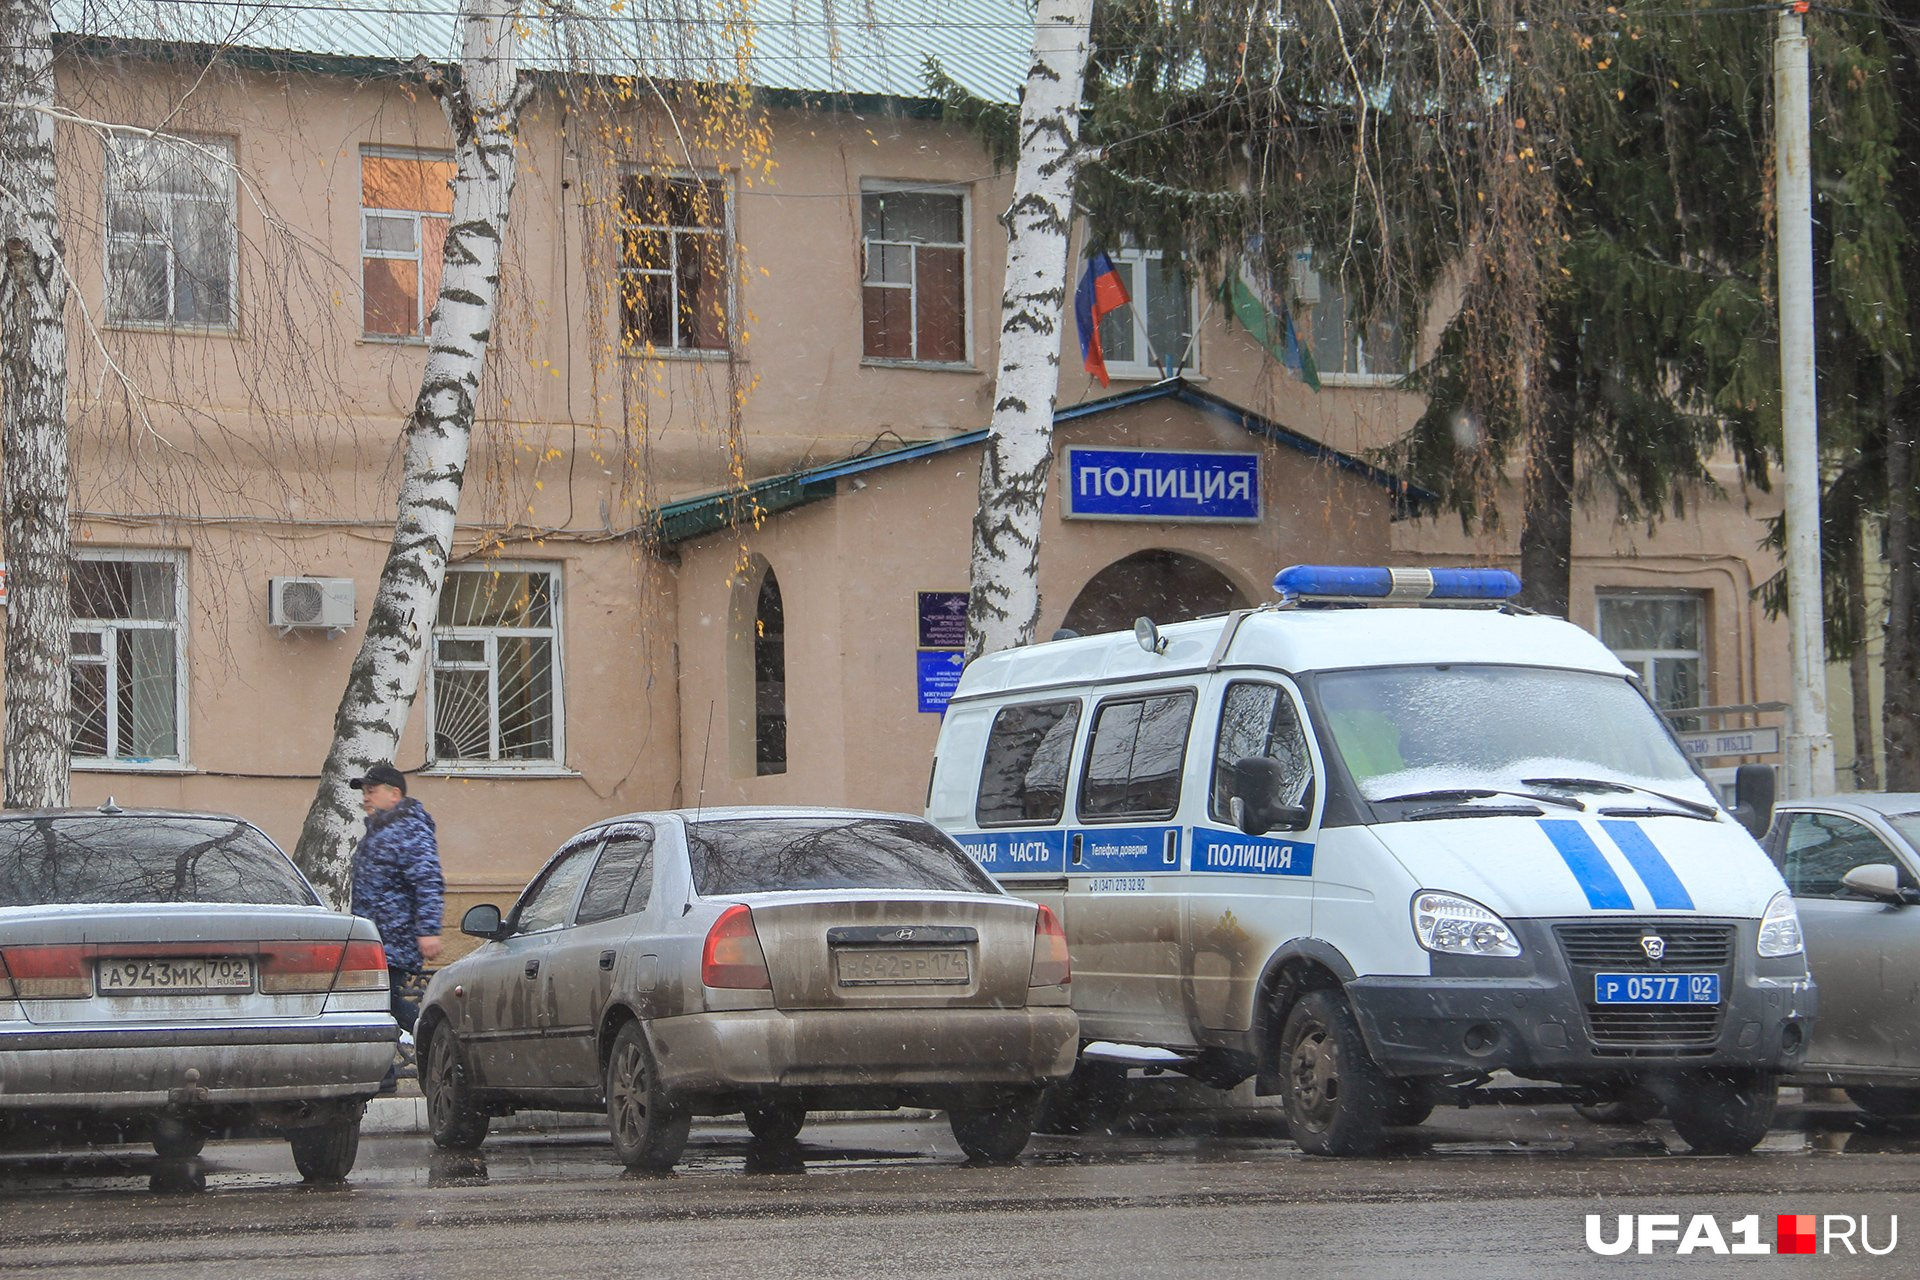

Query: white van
<box><xmin>926</xmin><ymin>565</ymin><xmax>1816</xmax><ymax>1155</ymax></box>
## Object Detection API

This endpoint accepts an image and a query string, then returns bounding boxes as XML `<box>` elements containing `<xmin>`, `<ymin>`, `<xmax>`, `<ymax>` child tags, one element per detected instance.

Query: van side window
<box><xmin>975</xmin><ymin>700</ymin><xmax>1082</xmax><ymax>825</ymax></box>
<box><xmin>1080</xmin><ymin>691</ymin><xmax>1197</xmax><ymax>821</ymax></box>
<box><xmin>1209</xmin><ymin>682</ymin><xmax>1314</xmax><ymax>823</ymax></box>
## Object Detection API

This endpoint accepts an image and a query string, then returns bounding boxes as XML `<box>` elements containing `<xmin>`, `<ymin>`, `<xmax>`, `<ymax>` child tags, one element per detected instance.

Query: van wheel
<box><xmin>1846</xmin><ymin>1086</ymin><xmax>1920</xmax><ymax>1121</ymax></box>
<box><xmin>1574</xmin><ymin>1089</ymin><xmax>1663</xmax><ymax>1125</ymax></box>
<box><xmin>606</xmin><ymin>1022</ymin><xmax>690</xmax><ymax>1172</ymax></box>
<box><xmin>1384</xmin><ymin>1080</ymin><xmax>1435</xmax><ymax>1128</ymax></box>
<box><xmin>1668</xmin><ymin>1071</ymin><xmax>1777</xmax><ymax>1154</ymax></box>
<box><xmin>742</xmin><ymin>1100</ymin><xmax>807</xmax><ymax>1144</ymax></box>
<box><xmin>423</xmin><ymin>1026</ymin><xmax>490</xmax><ymax>1151</ymax></box>
<box><xmin>1034</xmin><ymin>1061</ymin><xmax>1128</xmax><ymax>1135</ymax></box>
<box><xmin>1279</xmin><ymin>990</ymin><xmax>1390</xmax><ymax>1156</ymax></box>
<box><xmin>949</xmin><ymin>1088</ymin><xmax>1041</xmax><ymax>1163</ymax></box>
<box><xmin>289</xmin><ymin>1114</ymin><xmax>361</xmax><ymax>1182</ymax></box>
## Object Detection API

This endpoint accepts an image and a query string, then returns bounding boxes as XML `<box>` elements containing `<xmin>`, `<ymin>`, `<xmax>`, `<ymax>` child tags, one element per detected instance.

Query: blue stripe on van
<box><xmin>1598</xmin><ymin>820</ymin><xmax>1695</xmax><ymax>910</ymax></box>
<box><xmin>1537</xmin><ymin>820</ymin><xmax>1634</xmax><ymax>909</ymax></box>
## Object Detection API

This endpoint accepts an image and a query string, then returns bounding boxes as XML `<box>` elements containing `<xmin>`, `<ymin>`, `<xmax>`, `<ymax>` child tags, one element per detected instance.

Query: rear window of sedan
<box><xmin>685</xmin><ymin>817</ymin><xmax>999</xmax><ymax>896</ymax></box>
<box><xmin>0</xmin><ymin>816</ymin><xmax>319</xmax><ymax>907</ymax></box>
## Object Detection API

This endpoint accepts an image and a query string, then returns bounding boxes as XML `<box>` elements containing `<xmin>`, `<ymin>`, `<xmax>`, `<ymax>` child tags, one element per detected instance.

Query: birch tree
<box><xmin>964</xmin><ymin>0</ymin><xmax>1093</xmax><ymax>660</ymax></box>
<box><xmin>0</xmin><ymin>0</ymin><xmax>72</xmax><ymax>810</ymax></box>
<box><xmin>292</xmin><ymin>0</ymin><xmax>526</xmax><ymax>901</ymax></box>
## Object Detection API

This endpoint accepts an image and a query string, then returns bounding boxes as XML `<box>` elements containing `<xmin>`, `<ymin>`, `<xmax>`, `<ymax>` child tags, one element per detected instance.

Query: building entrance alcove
<box><xmin>1060</xmin><ymin>550</ymin><xmax>1251</xmax><ymax>638</ymax></box>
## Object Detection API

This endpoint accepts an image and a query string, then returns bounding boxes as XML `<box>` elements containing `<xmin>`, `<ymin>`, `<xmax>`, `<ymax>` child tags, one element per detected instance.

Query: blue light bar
<box><xmin>1272</xmin><ymin>564</ymin><xmax>1523</xmax><ymax>602</ymax></box>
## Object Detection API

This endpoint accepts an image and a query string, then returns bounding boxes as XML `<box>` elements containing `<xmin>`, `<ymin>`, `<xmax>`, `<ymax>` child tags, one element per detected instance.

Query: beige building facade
<box><xmin>15</xmin><ymin>21</ymin><xmax>1806</xmax><ymax>928</ymax></box>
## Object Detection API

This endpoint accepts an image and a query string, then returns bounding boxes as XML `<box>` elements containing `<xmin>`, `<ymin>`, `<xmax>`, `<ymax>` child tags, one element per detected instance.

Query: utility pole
<box><xmin>1775</xmin><ymin>3</ymin><xmax>1837</xmax><ymax>798</ymax></box>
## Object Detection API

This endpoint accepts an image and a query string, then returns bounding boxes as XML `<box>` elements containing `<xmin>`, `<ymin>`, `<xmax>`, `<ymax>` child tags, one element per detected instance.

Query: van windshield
<box><xmin>1312</xmin><ymin>666</ymin><xmax>1709</xmax><ymax>804</ymax></box>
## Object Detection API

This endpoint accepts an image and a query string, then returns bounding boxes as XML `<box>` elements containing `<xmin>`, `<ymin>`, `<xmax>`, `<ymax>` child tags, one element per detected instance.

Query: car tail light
<box><xmin>0</xmin><ymin>945</ymin><xmax>92</xmax><ymax>999</ymax></box>
<box><xmin>1029</xmin><ymin>905</ymin><xmax>1071</xmax><ymax>987</ymax></box>
<box><xmin>259</xmin><ymin>940</ymin><xmax>388</xmax><ymax>994</ymax></box>
<box><xmin>701</xmin><ymin>904</ymin><xmax>771</xmax><ymax>989</ymax></box>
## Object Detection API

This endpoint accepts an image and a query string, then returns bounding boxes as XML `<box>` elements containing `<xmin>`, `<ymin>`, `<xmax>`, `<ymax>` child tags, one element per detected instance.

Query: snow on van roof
<box><xmin>951</xmin><ymin>606</ymin><xmax>1629</xmax><ymax>700</ymax></box>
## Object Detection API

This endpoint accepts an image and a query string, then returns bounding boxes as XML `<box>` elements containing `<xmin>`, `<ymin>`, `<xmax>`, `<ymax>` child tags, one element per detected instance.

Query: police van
<box><xmin>926</xmin><ymin>565</ymin><xmax>1815</xmax><ymax>1155</ymax></box>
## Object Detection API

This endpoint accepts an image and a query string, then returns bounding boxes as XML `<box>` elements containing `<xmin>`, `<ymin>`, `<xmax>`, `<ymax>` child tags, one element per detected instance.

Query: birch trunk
<box><xmin>0</xmin><ymin>0</ymin><xmax>72</xmax><ymax>810</ymax></box>
<box><xmin>964</xmin><ymin>0</ymin><xmax>1092</xmax><ymax>660</ymax></box>
<box><xmin>293</xmin><ymin>0</ymin><xmax>523</xmax><ymax>902</ymax></box>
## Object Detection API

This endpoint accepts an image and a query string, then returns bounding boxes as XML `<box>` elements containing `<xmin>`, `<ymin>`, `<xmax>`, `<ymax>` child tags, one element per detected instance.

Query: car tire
<box><xmin>742</xmin><ymin>1100</ymin><xmax>807</xmax><ymax>1144</ymax></box>
<box><xmin>1574</xmin><ymin>1091</ymin><xmax>1664</xmax><ymax>1126</ymax></box>
<box><xmin>1668</xmin><ymin>1071</ymin><xmax>1777</xmax><ymax>1154</ymax></box>
<box><xmin>423</xmin><ymin>1025</ymin><xmax>491</xmax><ymax>1151</ymax></box>
<box><xmin>1845</xmin><ymin>1086</ymin><xmax>1920</xmax><ymax>1121</ymax></box>
<box><xmin>151</xmin><ymin>1119</ymin><xmax>207</xmax><ymax>1160</ymax></box>
<box><xmin>1033</xmin><ymin>1060</ymin><xmax>1129</xmax><ymax>1135</ymax></box>
<box><xmin>1278</xmin><ymin>989</ymin><xmax>1391</xmax><ymax>1157</ymax></box>
<box><xmin>289</xmin><ymin>1114</ymin><xmax>362</xmax><ymax>1182</ymax></box>
<box><xmin>606</xmin><ymin>1021</ymin><xmax>689</xmax><ymax>1172</ymax></box>
<box><xmin>1384</xmin><ymin>1079</ymin><xmax>1435</xmax><ymax>1128</ymax></box>
<box><xmin>948</xmin><ymin>1087</ymin><xmax>1041</xmax><ymax>1164</ymax></box>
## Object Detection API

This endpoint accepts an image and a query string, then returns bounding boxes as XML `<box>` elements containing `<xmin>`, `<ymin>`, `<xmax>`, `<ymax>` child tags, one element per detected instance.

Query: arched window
<box><xmin>754</xmin><ymin>571</ymin><xmax>787</xmax><ymax>775</ymax></box>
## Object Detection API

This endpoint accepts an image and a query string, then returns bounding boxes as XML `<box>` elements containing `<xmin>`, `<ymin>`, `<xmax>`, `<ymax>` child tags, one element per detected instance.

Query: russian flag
<box><xmin>1074</xmin><ymin>251</ymin><xmax>1130</xmax><ymax>386</ymax></box>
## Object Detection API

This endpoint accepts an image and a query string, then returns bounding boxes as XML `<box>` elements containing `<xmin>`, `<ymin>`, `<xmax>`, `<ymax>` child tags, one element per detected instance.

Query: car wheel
<box><xmin>289</xmin><ymin>1114</ymin><xmax>362</xmax><ymax>1182</ymax></box>
<box><xmin>151</xmin><ymin>1119</ymin><xmax>207</xmax><ymax>1160</ymax></box>
<box><xmin>606</xmin><ymin>1021</ymin><xmax>689</xmax><ymax>1172</ymax></box>
<box><xmin>1033</xmin><ymin>1060</ymin><xmax>1129</xmax><ymax>1135</ymax></box>
<box><xmin>1846</xmin><ymin>1086</ymin><xmax>1920</xmax><ymax>1121</ymax></box>
<box><xmin>1574</xmin><ymin>1090</ymin><xmax>1664</xmax><ymax>1125</ymax></box>
<box><xmin>1667</xmin><ymin>1071</ymin><xmax>1777</xmax><ymax>1154</ymax></box>
<box><xmin>423</xmin><ymin>1025</ymin><xmax>491</xmax><ymax>1151</ymax></box>
<box><xmin>742</xmin><ymin>1100</ymin><xmax>806</xmax><ymax>1144</ymax></box>
<box><xmin>948</xmin><ymin>1087</ymin><xmax>1041</xmax><ymax>1164</ymax></box>
<box><xmin>1278</xmin><ymin>989</ymin><xmax>1391</xmax><ymax>1157</ymax></box>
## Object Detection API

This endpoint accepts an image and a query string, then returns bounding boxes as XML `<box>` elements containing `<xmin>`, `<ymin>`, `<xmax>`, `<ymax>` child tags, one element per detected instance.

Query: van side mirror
<box><xmin>1841</xmin><ymin>863</ymin><xmax>1913</xmax><ymax>906</ymax></box>
<box><xmin>1230</xmin><ymin>756</ymin><xmax>1310</xmax><ymax>837</ymax></box>
<box><xmin>461</xmin><ymin>903</ymin><xmax>505</xmax><ymax>939</ymax></box>
<box><xmin>1732</xmin><ymin>763</ymin><xmax>1775</xmax><ymax>839</ymax></box>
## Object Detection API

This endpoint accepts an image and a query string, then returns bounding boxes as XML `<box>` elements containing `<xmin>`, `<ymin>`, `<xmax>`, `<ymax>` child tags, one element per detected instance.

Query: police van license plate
<box><xmin>834</xmin><ymin>948</ymin><xmax>969</xmax><ymax>986</ymax></box>
<box><xmin>1593</xmin><ymin>972</ymin><xmax>1719</xmax><ymax>1004</ymax></box>
<box><xmin>97</xmin><ymin>956</ymin><xmax>254</xmax><ymax>994</ymax></box>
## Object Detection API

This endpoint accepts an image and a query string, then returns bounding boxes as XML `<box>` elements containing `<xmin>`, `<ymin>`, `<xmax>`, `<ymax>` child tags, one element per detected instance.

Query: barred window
<box><xmin>428</xmin><ymin>567</ymin><xmax>562</xmax><ymax>766</ymax></box>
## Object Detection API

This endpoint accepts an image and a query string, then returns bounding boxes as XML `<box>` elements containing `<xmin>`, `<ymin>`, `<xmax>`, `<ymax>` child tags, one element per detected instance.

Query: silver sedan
<box><xmin>417</xmin><ymin>808</ymin><xmax>1078</xmax><ymax>1169</ymax></box>
<box><xmin>0</xmin><ymin>807</ymin><xmax>395</xmax><ymax>1179</ymax></box>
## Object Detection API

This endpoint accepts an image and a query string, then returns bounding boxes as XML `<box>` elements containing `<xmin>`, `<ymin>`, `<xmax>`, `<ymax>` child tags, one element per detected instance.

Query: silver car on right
<box><xmin>1765</xmin><ymin>792</ymin><xmax>1920</xmax><ymax>1119</ymax></box>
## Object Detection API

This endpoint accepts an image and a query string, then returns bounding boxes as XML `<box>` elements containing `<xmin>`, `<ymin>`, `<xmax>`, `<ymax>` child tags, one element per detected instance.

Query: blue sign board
<box><xmin>1190</xmin><ymin>827</ymin><xmax>1315</xmax><ymax>877</ymax></box>
<box><xmin>1064</xmin><ymin>447</ymin><xmax>1261</xmax><ymax>523</ymax></box>
<box><xmin>952</xmin><ymin>830</ymin><xmax>1067</xmax><ymax>875</ymax></box>
<box><xmin>917</xmin><ymin>591</ymin><xmax>969</xmax><ymax>648</ymax></box>
<box><xmin>1071</xmin><ymin>825</ymin><xmax>1181</xmax><ymax>873</ymax></box>
<box><xmin>916</xmin><ymin>649</ymin><xmax>965</xmax><ymax>713</ymax></box>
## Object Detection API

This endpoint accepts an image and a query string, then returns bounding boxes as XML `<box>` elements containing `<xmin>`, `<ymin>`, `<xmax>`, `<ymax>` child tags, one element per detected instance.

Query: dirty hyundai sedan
<box><xmin>417</xmin><ymin>808</ymin><xmax>1077</xmax><ymax>1169</ymax></box>
<box><xmin>0</xmin><ymin>807</ymin><xmax>395</xmax><ymax>1180</ymax></box>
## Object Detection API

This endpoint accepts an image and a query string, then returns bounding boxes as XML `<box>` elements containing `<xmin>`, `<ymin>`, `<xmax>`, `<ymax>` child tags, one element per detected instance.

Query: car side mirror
<box><xmin>1841</xmin><ymin>863</ymin><xmax>1911</xmax><ymax>906</ymax></box>
<box><xmin>1732</xmin><ymin>763</ymin><xmax>1775</xmax><ymax>840</ymax></box>
<box><xmin>1230</xmin><ymin>756</ymin><xmax>1310</xmax><ymax>837</ymax></box>
<box><xmin>461</xmin><ymin>903</ymin><xmax>505</xmax><ymax>939</ymax></box>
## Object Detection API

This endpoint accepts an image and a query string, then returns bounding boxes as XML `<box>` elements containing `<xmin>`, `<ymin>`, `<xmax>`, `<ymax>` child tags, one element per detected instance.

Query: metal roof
<box><xmin>52</xmin><ymin>0</ymin><xmax>1033</xmax><ymax>103</ymax></box>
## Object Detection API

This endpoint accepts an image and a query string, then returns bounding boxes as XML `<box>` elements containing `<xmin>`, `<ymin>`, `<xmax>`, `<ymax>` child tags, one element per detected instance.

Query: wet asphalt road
<box><xmin>2</xmin><ymin>1099</ymin><xmax>1917</xmax><ymax>1278</ymax></box>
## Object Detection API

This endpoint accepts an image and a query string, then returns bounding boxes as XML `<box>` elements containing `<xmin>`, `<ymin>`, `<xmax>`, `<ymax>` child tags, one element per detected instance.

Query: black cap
<box><xmin>348</xmin><ymin>763</ymin><xmax>408</xmax><ymax>794</ymax></box>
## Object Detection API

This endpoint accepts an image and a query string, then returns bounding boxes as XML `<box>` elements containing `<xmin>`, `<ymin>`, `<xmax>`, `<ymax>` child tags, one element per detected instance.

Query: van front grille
<box><xmin>1553</xmin><ymin>920</ymin><xmax>1736</xmax><ymax>1055</ymax></box>
<box><xmin>1553</xmin><ymin>922</ymin><xmax>1735</xmax><ymax>970</ymax></box>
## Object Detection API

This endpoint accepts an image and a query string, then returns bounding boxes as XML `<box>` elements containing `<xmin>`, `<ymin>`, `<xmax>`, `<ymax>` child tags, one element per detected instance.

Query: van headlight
<box><xmin>1757</xmin><ymin>891</ymin><xmax>1805</xmax><ymax>957</ymax></box>
<box><xmin>1412</xmin><ymin>891</ymin><xmax>1522</xmax><ymax>958</ymax></box>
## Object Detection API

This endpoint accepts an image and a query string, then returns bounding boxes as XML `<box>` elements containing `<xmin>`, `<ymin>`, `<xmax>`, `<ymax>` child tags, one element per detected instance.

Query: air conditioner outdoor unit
<box><xmin>269</xmin><ymin>576</ymin><xmax>355</xmax><ymax>632</ymax></box>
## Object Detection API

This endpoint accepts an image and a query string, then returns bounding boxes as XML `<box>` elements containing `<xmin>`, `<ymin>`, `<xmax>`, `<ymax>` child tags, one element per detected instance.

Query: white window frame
<box><xmin>1595</xmin><ymin>590</ymin><xmax>1707</xmax><ymax>716</ymax></box>
<box><xmin>424</xmin><ymin>563</ymin><xmax>567</xmax><ymax>773</ymax></box>
<box><xmin>860</xmin><ymin>181</ymin><xmax>973</xmax><ymax>369</ymax></box>
<box><xmin>70</xmin><ymin>549</ymin><xmax>190</xmax><ymax>770</ymax></box>
<box><xmin>1293</xmin><ymin>258</ymin><xmax>1407</xmax><ymax>387</ymax></box>
<box><xmin>360</xmin><ymin>147</ymin><xmax>454</xmax><ymax>342</ymax></box>
<box><xmin>618</xmin><ymin>169</ymin><xmax>734</xmax><ymax>357</ymax></box>
<box><xmin>1089</xmin><ymin>246</ymin><xmax>1198</xmax><ymax>381</ymax></box>
<box><xmin>103</xmin><ymin>133</ymin><xmax>238</xmax><ymax>332</ymax></box>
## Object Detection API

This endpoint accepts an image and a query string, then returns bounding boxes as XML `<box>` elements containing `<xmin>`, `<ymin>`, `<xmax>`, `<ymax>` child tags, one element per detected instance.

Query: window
<box><xmin>754</xmin><ymin>571</ymin><xmax>787</xmax><ymax>776</ymax></box>
<box><xmin>429</xmin><ymin>566</ymin><xmax>562</xmax><ymax>766</ymax></box>
<box><xmin>0</xmin><ymin>816</ymin><xmax>315</xmax><ymax>907</ymax></box>
<box><xmin>1080</xmin><ymin>691</ymin><xmax>1197</xmax><ymax>821</ymax></box>
<box><xmin>1087</xmin><ymin>247</ymin><xmax>1194</xmax><ymax>378</ymax></box>
<box><xmin>1210</xmin><ymin>682</ymin><xmax>1314</xmax><ymax>823</ymax></box>
<box><xmin>862</xmin><ymin>187</ymin><xmax>966</xmax><ymax>364</ymax></box>
<box><xmin>361</xmin><ymin>150</ymin><xmax>455</xmax><ymax>338</ymax></box>
<box><xmin>105</xmin><ymin>134</ymin><xmax>235</xmax><ymax>328</ymax></box>
<box><xmin>975</xmin><ymin>700</ymin><xmax>1082</xmax><ymax>826</ymax></box>
<box><xmin>685</xmin><ymin>816</ymin><xmax>998</xmax><ymax>896</ymax></box>
<box><xmin>574</xmin><ymin>828</ymin><xmax>656</xmax><ymax>925</ymax></box>
<box><xmin>1302</xmin><ymin>266</ymin><xmax>1406</xmax><ymax>379</ymax></box>
<box><xmin>1597</xmin><ymin>592</ymin><xmax>1705</xmax><ymax>725</ymax></box>
<box><xmin>1778</xmin><ymin>812</ymin><xmax>1897</xmax><ymax>899</ymax></box>
<box><xmin>512</xmin><ymin>839</ymin><xmax>599</xmax><ymax>934</ymax></box>
<box><xmin>70</xmin><ymin>553</ymin><xmax>186</xmax><ymax>765</ymax></box>
<box><xmin>620</xmin><ymin>173</ymin><xmax>729</xmax><ymax>353</ymax></box>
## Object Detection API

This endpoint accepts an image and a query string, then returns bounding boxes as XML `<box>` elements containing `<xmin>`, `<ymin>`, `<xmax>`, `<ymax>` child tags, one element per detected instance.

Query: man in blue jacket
<box><xmin>349</xmin><ymin>763</ymin><xmax>444</xmax><ymax>1089</ymax></box>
